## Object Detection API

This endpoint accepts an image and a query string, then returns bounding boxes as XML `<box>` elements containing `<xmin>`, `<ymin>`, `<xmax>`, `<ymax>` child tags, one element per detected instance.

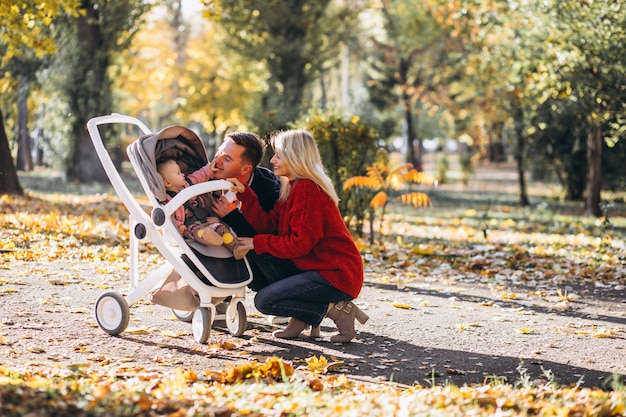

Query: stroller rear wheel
<box><xmin>192</xmin><ymin>307</ymin><xmax>212</xmax><ymax>343</ymax></box>
<box><xmin>171</xmin><ymin>309</ymin><xmax>194</xmax><ymax>323</ymax></box>
<box><xmin>226</xmin><ymin>301</ymin><xmax>247</xmax><ymax>337</ymax></box>
<box><xmin>95</xmin><ymin>291</ymin><xmax>130</xmax><ymax>335</ymax></box>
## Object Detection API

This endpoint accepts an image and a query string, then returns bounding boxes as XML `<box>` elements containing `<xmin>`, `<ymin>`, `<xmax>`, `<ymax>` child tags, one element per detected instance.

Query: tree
<box><xmin>205</xmin><ymin>0</ymin><xmax>359</xmax><ymax>135</ymax></box>
<box><xmin>365</xmin><ymin>0</ymin><xmax>440</xmax><ymax>170</ymax></box>
<box><xmin>0</xmin><ymin>0</ymin><xmax>82</xmax><ymax>194</ymax></box>
<box><xmin>550</xmin><ymin>1</ymin><xmax>626</xmax><ymax>216</ymax></box>
<box><xmin>513</xmin><ymin>0</ymin><xmax>626</xmax><ymax>215</ymax></box>
<box><xmin>0</xmin><ymin>111</ymin><xmax>22</xmax><ymax>195</ymax></box>
<box><xmin>530</xmin><ymin>100</ymin><xmax>588</xmax><ymax>200</ymax></box>
<box><xmin>461</xmin><ymin>0</ymin><xmax>554</xmax><ymax>207</ymax></box>
<box><xmin>365</xmin><ymin>0</ymin><xmax>489</xmax><ymax>171</ymax></box>
<box><xmin>54</xmin><ymin>0</ymin><xmax>149</xmax><ymax>183</ymax></box>
<box><xmin>113</xmin><ymin>1</ymin><xmax>255</xmax><ymax>158</ymax></box>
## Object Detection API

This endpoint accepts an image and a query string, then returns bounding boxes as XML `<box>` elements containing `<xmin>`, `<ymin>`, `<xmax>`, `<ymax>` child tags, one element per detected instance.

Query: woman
<box><xmin>235</xmin><ymin>129</ymin><xmax>368</xmax><ymax>343</ymax></box>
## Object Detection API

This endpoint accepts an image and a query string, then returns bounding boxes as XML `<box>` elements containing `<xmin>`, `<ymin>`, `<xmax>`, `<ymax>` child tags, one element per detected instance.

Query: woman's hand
<box><xmin>226</xmin><ymin>178</ymin><xmax>245</xmax><ymax>193</ymax></box>
<box><xmin>236</xmin><ymin>237</ymin><xmax>254</xmax><ymax>252</ymax></box>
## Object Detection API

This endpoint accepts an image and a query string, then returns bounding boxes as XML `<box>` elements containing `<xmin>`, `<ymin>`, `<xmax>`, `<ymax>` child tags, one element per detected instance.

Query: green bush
<box><xmin>298</xmin><ymin>113</ymin><xmax>379</xmax><ymax>234</ymax></box>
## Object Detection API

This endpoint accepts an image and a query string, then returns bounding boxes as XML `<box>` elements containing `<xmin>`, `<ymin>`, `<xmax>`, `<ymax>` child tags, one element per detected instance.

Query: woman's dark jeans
<box><xmin>245</xmin><ymin>252</ymin><xmax>301</xmax><ymax>291</ymax></box>
<box><xmin>254</xmin><ymin>270</ymin><xmax>351</xmax><ymax>327</ymax></box>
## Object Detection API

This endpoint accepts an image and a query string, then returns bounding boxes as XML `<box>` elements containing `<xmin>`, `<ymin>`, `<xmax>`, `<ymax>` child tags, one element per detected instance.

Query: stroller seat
<box><xmin>87</xmin><ymin>113</ymin><xmax>252</xmax><ymax>343</ymax></box>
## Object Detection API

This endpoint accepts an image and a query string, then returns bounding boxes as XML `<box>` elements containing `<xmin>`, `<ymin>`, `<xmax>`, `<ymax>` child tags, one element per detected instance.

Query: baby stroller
<box><xmin>86</xmin><ymin>113</ymin><xmax>252</xmax><ymax>343</ymax></box>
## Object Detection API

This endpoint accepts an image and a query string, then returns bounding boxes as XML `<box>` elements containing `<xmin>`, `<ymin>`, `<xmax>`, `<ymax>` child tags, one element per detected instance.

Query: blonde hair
<box><xmin>272</xmin><ymin>129</ymin><xmax>339</xmax><ymax>205</ymax></box>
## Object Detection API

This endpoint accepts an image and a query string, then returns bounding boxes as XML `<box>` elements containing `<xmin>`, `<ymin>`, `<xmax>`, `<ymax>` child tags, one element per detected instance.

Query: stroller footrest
<box><xmin>182</xmin><ymin>250</ymin><xmax>250</xmax><ymax>286</ymax></box>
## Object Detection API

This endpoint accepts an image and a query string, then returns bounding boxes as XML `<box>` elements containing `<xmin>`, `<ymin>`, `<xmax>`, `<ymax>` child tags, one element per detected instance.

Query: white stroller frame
<box><xmin>87</xmin><ymin>113</ymin><xmax>253</xmax><ymax>343</ymax></box>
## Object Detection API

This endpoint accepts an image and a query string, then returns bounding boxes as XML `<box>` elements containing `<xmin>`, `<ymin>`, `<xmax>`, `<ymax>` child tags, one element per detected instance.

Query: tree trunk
<box><xmin>0</xmin><ymin>110</ymin><xmax>24</xmax><ymax>195</ymax></box>
<box><xmin>585</xmin><ymin>124</ymin><xmax>602</xmax><ymax>217</ymax></box>
<box><xmin>66</xmin><ymin>5</ymin><xmax>110</xmax><ymax>183</ymax></box>
<box><xmin>399</xmin><ymin>58</ymin><xmax>420</xmax><ymax>169</ymax></box>
<box><xmin>35</xmin><ymin>129</ymin><xmax>45</xmax><ymax>167</ymax></box>
<box><xmin>513</xmin><ymin>106</ymin><xmax>529</xmax><ymax>207</ymax></box>
<box><xmin>16</xmin><ymin>78</ymin><xmax>33</xmax><ymax>172</ymax></box>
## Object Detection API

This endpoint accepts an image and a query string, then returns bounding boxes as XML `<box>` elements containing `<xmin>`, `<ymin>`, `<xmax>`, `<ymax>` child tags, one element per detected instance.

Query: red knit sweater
<box><xmin>239</xmin><ymin>178</ymin><xmax>364</xmax><ymax>299</ymax></box>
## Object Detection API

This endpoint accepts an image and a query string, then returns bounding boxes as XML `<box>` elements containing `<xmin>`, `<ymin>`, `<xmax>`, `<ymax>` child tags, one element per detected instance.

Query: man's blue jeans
<box><xmin>254</xmin><ymin>270</ymin><xmax>352</xmax><ymax>327</ymax></box>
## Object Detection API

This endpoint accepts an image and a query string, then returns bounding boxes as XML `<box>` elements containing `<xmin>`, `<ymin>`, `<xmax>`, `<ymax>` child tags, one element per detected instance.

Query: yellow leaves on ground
<box><xmin>124</xmin><ymin>328</ymin><xmax>151</xmax><ymax>335</ymax></box>
<box><xmin>0</xmin><ymin>362</ymin><xmax>624</xmax><ymax>416</ymax></box>
<box><xmin>556</xmin><ymin>323</ymin><xmax>625</xmax><ymax>339</ymax></box>
<box><xmin>207</xmin><ymin>357</ymin><xmax>294</xmax><ymax>384</ymax></box>
<box><xmin>301</xmin><ymin>356</ymin><xmax>345</xmax><ymax>374</ymax></box>
<box><xmin>160</xmin><ymin>330</ymin><xmax>185</xmax><ymax>339</ymax></box>
<box><xmin>500</xmin><ymin>292</ymin><xmax>518</xmax><ymax>301</ymax></box>
<box><xmin>412</xmin><ymin>244</ymin><xmax>436</xmax><ymax>255</ymax></box>
<box><xmin>392</xmin><ymin>302</ymin><xmax>412</xmax><ymax>309</ymax></box>
<box><xmin>457</xmin><ymin>323</ymin><xmax>481</xmax><ymax>331</ymax></box>
<box><xmin>0</xmin><ymin>193</ymin><xmax>133</xmax><ymax>264</ymax></box>
<box><xmin>591</xmin><ymin>328</ymin><xmax>619</xmax><ymax>338</ymax></box>
<box><xmin>556</xmin><ymin>288</ymin><xmax>579</xmax><ymax>302</ymax></box>
<box><xmin>205</xmin><ymin>340</ymin><xmax>239</xmax><ymax>351</ymax></box>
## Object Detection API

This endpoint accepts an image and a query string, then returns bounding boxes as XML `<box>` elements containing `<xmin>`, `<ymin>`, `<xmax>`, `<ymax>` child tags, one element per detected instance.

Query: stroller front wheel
<box><xmin>226</xmin><ymin>301</ymin><xmax>247</xmax><ymax>337</ymax></box>
<box><xmin>95</xmin><ymin>291</ymin><xmax>130</xmax><ymax>335</ymax></box>
<box><xmin>192</xmin><ymin>307</ymin><xmax>212</xmax><ymax>343</ymax></box>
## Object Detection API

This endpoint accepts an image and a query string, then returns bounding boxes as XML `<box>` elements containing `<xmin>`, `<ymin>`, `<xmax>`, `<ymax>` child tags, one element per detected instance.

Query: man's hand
<box><xmin>211</xmin><ymin>195</ymin><xmax>237</xmax><ymax>217</ymax></box>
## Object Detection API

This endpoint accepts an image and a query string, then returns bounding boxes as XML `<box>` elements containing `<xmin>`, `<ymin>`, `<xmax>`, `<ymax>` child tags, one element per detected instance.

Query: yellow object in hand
<box><xmin>222</xmin><ymin>232</ymin><xmax>234</xmax><ymax>245</ymax></box>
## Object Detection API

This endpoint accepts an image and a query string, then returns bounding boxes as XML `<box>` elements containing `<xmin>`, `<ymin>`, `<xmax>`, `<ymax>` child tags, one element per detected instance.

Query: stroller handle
<box><xmin>153</xmin><ymin>180</ymin><xmax>238</xmax><ymax>226</ymax></box>
<box><xmin>86</xmin><ymin>113</ymin><xmax>153</xmax><ymax>221</ymax></box>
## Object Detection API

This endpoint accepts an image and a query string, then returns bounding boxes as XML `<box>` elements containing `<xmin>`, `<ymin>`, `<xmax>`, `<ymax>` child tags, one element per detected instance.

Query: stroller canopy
<box><xmin>127</xmin><ymin>126</ymin><xmax>209</xmax><ymax>203</ymax></box>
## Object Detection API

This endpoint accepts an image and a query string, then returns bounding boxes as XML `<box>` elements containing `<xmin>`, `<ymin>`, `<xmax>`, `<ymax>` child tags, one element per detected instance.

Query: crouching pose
<box><xmin>234</xmin><ymin>129</ymin><xmax>368</xmax><ymax>342</ymax></box>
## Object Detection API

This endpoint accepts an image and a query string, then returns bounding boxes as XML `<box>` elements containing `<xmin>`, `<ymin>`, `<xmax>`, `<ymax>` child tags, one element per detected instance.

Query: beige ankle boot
<box><xmin>272</xmin><ymin>318</ymin><xmax>308</xmax><ymax>339</ymax></box>
<box><xmin>325</xmin><ymin>301</ymin><xmax>369</xmax><ymax>343</ymax></box>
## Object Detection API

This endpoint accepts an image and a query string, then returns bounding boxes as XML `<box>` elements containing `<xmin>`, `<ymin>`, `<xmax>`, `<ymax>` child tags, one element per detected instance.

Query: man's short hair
<box><xmin>224</xmin><ymin>132</ymin><xmax>264</xmax><ymax>166</ymax></box>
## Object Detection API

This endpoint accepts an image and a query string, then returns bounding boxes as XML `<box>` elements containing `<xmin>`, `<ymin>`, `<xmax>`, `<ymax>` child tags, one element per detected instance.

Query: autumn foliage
<box><xmin>1</xmin><ymin>358</ymin><xmax>624</xmax><ymax>416</ymax></box>
<box><xmin>343</xmin><ymin>148</ymin><xmax>437</xmax><ymax>242</ymax></box>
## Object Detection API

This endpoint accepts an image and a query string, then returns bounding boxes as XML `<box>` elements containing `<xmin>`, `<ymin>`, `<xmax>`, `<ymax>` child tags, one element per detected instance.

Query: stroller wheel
<box><xmin>95</xmin><ymin>291</ymin><xmax>130</xmax><ymax>335</ymax></box>
<box><xmin>171</xmin><ymin>309</ymin><xmax>194</xmax><ymax>323</ymax></box>
<box><xmin>192</xmin><ymin>307</ymin><xmax>212</xmax><ymax>343</ymax></box>
<box><xmin>226</xmin><ymin>301</ymin><xmax>247</xmax><ymax>337</ymax></box>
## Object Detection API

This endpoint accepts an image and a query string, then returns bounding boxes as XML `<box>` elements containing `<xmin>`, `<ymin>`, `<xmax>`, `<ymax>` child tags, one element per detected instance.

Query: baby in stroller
<box><xmin>157</xmin><ymin>158</ymin><xmax>248</xmax><ymax>260</ymax></box>
<box><xmin>88</xmin><ymin>115</ymin><xmax>254</xmax><ymax>343</ymax></box>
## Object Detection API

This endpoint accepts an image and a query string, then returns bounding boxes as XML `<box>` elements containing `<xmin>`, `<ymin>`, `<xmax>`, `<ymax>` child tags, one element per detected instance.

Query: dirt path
<box><xmin>1</xmin><ymin>256</ymin><xmax>624</xmax><ymax>389</ymax></box>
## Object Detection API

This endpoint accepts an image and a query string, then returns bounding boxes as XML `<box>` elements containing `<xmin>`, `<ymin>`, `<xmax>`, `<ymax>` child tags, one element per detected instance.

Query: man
<box><xmin>210</xmin><ymin>132</ymin><xmax>280</xmax><ymax>237</ymax></box>
<box><xmin>210</xmin><ymin>132</ymin><xmax>293</xmax><ymax>325</ymax></box>
<box><xmin>151</xmin><ymin>132</ymin><xmax>287</xmax><ymax>323</ymax></box>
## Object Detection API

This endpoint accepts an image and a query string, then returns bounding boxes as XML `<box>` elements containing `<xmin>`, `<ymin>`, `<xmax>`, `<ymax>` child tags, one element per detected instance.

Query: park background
<box><xmin>1</xmin><ymin>1</ymin><xmax>626</xmax><ymax>415</ymax></box>
<box><xmin>2</xmin><ymin>0</ymin><xmax>626</xmax><ymax>220</ymax></box>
